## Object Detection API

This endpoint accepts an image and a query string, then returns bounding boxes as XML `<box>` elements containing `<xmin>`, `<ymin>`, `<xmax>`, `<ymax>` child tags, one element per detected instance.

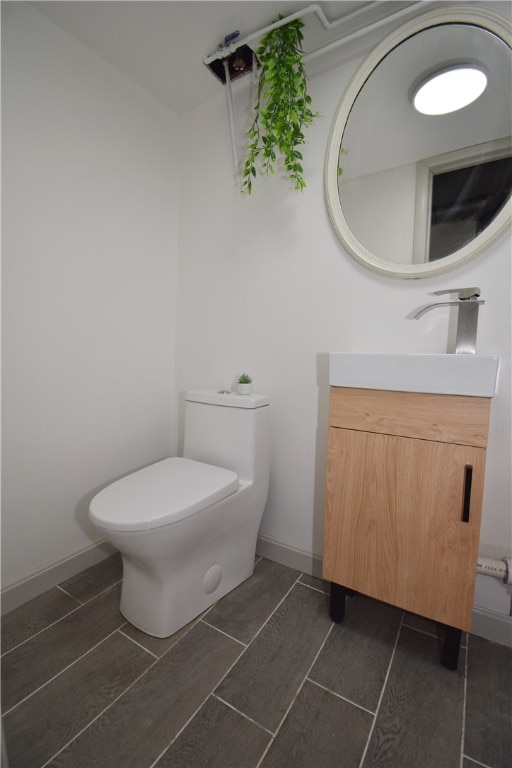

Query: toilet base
<box><xmin>120</xmin><ymin>545</ymin><xmax>256</xmax><ymax>638</ymax></box>
<box><xmin>111</xmin><ymin>486</ymin><xmax>263</xmax><ymax>637</ymax></box>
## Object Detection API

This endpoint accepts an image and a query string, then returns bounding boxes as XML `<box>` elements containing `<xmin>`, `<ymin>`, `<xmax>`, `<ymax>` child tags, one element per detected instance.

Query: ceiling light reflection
<box><xmin>413</xmin><ymin>66</ymin><xmax>488</xmax><ymax>115</ymax></box>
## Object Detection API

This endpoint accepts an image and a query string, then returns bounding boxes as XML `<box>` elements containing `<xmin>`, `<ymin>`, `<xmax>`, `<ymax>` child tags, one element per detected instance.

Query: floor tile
<box><xmin>216</xmin><ymin>583</ymin><xmax>332</xmax><ymax>733</ymax></box>
<box><xmin>2</xmin><ymin>554</ymin><xmax>509</xmax><ymax>768</ymax></box>
<box><xmin>3</xmin><ymin>632</ymin><xmax>152</xmax><ymax>768</ymax></box>
<box><xmin>119</xmin><ymin>614</ymin><xmax>200</xmax><ymax>658</ymax></box>
<box><xmin>205</xmin><ymin>558</ymin><xmax>300</xmax><ymax>644</ymax></box>
<box><xmin>261</xmin><ymin>680</ymin><xmax>372</xmax><ymax>768</ymax></box>
<box><xmin>403</xmin><ymin>612</ymin><xmax>468</xmax><ymax>648</ymax></box>
<box><xmin>299</xmin><ymin>573</ymin><xmax>330</xmax><ymax>594</ymax></box>
<box><xmin>402</xmin><ymin>611</ymin><xmax>438</xmax><ymax>636</ymax></box>
<box><xmin>46</xmin><ymin>621</ymin><xmax>242</xmax><ymax>768</ymax></box>
<box><xmin>309</xmin><ymin>595</ymin><xmax>402</xmax><ymax>711</ymax></box>
<box><xmin>465</xmin><ymin>634</ymin><xmax>512</xmax><ymax>768</ymax></box>
<box><xmin>58</xmin><ymin>553</ymin><xmax>123</xmax><ymax>602</ymax></box>
<box><xmin>363</xmin><ymin>626</ymin><xmax>465</xmax><ymax>768</ymax></box>
<box><xmin>154</xmin><ymin>695</ymin><xmax>270</xmax><ymax>768</ymax></box>
<box><xmin>1</xmin><ymin>584</ymin><xmax>124</xmax><ymax>711</ymax></box>
<box><xmin>1</xmin><ymin>587</ymin><xmax>80</xmax><ymax>654</ymax></box>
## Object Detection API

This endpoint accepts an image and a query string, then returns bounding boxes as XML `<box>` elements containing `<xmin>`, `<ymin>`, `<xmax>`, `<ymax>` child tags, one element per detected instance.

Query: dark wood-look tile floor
<box><xmin>1</xmin><ymin>553</ymin><xmax>511</xmax><ymax>768</ymax></box>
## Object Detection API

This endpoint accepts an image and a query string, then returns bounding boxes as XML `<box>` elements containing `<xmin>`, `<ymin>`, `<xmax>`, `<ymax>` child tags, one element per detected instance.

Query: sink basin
<box><xmin>329</xmin><ymin>353</ymin><xmax>499</xmax><ymax>397</ymax></box>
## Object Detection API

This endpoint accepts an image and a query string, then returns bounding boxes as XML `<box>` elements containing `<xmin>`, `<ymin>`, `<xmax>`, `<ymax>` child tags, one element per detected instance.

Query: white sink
<box><xmin>329</xmin><ymin>353</ymin><xmax>499</xmax><ymax>397</ymax></box>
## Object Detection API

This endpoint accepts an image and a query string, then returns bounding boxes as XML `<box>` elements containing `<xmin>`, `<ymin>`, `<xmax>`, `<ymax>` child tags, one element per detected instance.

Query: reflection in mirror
<box><xmin>325</xmin><ymin>8</ymin><xmax>512</xmax><ymax>278</ymax></box>
<box><xmin>427</xmin><ymin>153</ymin><xmax>512</xmax><ymax>261</ymax></box>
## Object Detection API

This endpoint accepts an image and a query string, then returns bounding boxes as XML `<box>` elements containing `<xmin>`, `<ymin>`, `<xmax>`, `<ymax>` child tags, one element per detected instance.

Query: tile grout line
<box><xmin>148</xmin><ymin>572</ymin><xmax>313</xmax><ymax>768</ymax></box>
<box><xmin>150</xmin><ymin>571</ymin><xmax>307</xmax><ymax>765</ymax></box>
<box><xmin>42</xmin><ymin>614</ymin><xmax>212</xmax><ymax>767</ymax></box>
<box><xmin>238</xmin><ymin>572</ymin><xmax>304</xmax><ymax>651</ymax></box>
<box><xmin>2</xmin><ymin>605</ymin><xmax>87</xmax><ymax>657</ymax></box>
<box><xmin>357</xmin><ymin>611</ymin><xmax>405</xmax><ymax>768</ymax></box>
<box><xmin>118</xmin><ymin>611</ymin><xmax>204</xmax><ymax>664</ymax></box>
<box><xmin>147</xmin><ymin>700</ymin><xmax>205</xmax><ymax>768</ymax></box>
<box><xmin>402</xmin><ymin>621</ymin><xmax>468</xmax><ymax>649</ymax></box>
<box><xmin>71</xmin><ymin>579</ymin><xmax>123</xmax><ymax>607</ymax></box>
<box><xmin>2</xmin><ymin>581</ymin><xmax>123</xmax><ymax>656</ymax></box>
<box><xmin>2</xmin><ymin>626</ymin><xmax>127</xmax><ymax>716</ymax></box>
<box><xmin>255</xmin><ymin>614</ymin><xmax>336</xmax><ymax>768</ymax></box>
<box><xmin>38</xmin><ymin>631</ymin><xmax>169</xmax><ymax>768</ymax></box>
<box><xmin>306</xmin><ymin>676</ymin><xmax>376</xmax><ymax>716</ymax></box>
<box><xmin>6</xmin><ymin>559</ymin><xmax>501</xmax><ymax>768</ymax></box>
<box><xmin>56</xmin><ymin>584</ymin><xmax>84</xmax><ymax>603</ymax></box>
<box><xmin>147</xmin><ymin>634</ymin><xmax>249</xmax><ymax>768</ymax></box>
<box><xmin>212</xmin><ymin>693</ymin><xmax>275</xmax><ymax>735</ymax></box>
<box><xmin>10</xmin><ymin>568</ymin><xmax>299</xmax><ymax>766</ymax></box>
<box><xmin>298</xmin><ymin>582</ymin><xmax>329</xmax><ymax>596</ymax></box>
<box><xmin>199</xmin><ymin>619</ymin><xmax>248</xmax><ymax>648</ymax></box>
<box><xmin>401</xmin><ymin>621</ymin><xmax>439</xmax><ymax>640</ymax></box>
<box><xmin>460</xmin><ymin>756</ymin><xmax>494</xmax><ymax>768</ymax></box>
<box><xmin>199</xmin><ymin>571</ymin><xmax>305</xmax><ymax>664</ymax></box>
<box><xmin>117</xmin><ymin>629</ymin><xmax>160</xmax><ymax>660</ymax></box>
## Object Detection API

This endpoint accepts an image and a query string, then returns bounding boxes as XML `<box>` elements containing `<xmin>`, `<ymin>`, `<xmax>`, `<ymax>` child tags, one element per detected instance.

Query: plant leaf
<box><xmin>241</xmin><ymin>16</ymin><xmax>319</xmax><ymax>194</ymax></box>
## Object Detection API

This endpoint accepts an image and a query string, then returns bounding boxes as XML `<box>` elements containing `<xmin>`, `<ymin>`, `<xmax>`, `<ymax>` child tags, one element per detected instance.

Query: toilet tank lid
<box><xmin>89</xmin><ymin>458</ymin><xmax>239</xmax><ymax>532</ymax></box>
<box><xmin>185</xmin><ymin>389</ymin><xmax>269</xmax><ymax>408</ymax></box>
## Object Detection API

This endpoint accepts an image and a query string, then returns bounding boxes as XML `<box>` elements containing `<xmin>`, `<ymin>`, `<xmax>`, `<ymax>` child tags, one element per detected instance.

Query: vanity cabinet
<box><xmin>323</xmin><ymin>387</ymin><xmax>491</xmax><ymax>633</ymax></box>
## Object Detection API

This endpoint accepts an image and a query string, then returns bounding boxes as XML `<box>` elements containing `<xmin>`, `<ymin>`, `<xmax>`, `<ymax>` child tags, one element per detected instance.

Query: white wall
<box><xmin>341</xmin><ymin>164</ymin><xmax>417</xmax><ymax>263</ymax></box>
<box><xmin>1</xmin><ymin>4</ymin><xmax>181</xmax><ymax>588</ymax></box>
<box><xmin>176</xmin><ymin>57</ymin><xmax>511</xmax><ymax>615</ymax></box>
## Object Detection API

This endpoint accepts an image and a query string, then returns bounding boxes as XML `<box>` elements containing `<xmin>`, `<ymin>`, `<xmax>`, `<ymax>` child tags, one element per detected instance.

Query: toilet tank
<box><xmin>183</xmin><ymin>389</ymin><xmax>270</xmax><ymax>484</ymax></box>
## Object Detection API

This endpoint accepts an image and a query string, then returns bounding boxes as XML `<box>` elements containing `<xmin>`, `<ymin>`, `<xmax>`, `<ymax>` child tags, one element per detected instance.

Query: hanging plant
<box><xmin>241</xmin><ymin>16</ymin><xmax>319</xmax><ymax>194</ymax></box>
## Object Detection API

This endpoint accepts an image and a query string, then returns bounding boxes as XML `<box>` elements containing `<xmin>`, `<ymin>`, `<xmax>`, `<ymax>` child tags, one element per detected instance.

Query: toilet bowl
<box><xmin>89</xmin><ymin>389</ymin><xmax>269</xmax><ymax>637</ymax></box>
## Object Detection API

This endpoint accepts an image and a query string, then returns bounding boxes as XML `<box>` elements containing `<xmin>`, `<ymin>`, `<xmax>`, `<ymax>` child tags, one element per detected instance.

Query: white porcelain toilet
<box><xmin>89</xmin><ymin>389</ymin><xmax>270</xmax><ymax>637</ymax></box>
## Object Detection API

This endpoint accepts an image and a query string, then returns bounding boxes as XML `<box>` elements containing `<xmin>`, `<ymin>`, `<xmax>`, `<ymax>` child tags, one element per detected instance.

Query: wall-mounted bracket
<box><xmin>205</xmin><ymin>44</ymin><xmax>257</xmax><ymax>84</ymax></box>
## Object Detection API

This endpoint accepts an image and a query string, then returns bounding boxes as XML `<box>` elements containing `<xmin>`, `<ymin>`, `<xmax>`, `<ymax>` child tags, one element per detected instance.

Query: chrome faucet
<box><xmin>414</xmin><ymin>288</ymin><xmax>484</xmax><ymax>355</ymax></box>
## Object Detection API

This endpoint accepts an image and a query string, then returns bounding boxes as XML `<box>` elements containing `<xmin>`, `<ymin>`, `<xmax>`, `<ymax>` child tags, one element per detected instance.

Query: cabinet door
<box><xmin>323</xmin><ymin>427</ymin><xmax>486</xmax><ymax>630</ymax></box>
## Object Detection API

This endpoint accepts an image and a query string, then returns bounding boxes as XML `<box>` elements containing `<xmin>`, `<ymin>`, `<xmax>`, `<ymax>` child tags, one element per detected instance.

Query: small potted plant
<box><xmin>237</xmin><ymin>373</ymin><xmax>253</xmax><ymax>394</ymax></box>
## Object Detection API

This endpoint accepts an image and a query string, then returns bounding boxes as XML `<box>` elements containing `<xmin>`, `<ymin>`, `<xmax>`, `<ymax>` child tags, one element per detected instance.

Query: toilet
<box><xmin>89</xmin><ymin>389</ymin><xmax>270</xmax><ymax>637</ymax></box>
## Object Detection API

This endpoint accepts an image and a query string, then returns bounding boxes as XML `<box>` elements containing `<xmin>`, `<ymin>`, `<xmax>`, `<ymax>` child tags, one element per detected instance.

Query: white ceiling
<box><xmin>28</xmin><ymin>0</ymin><xmax>419</xmax><ymax>114</ymax></box>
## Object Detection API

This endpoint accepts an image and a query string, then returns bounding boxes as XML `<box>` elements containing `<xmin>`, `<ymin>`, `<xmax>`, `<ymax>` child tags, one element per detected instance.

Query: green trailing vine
<box><xmin>241</xmin><ymin>16</ymin><xmax>319</xmax><ymax>194</ymax></box>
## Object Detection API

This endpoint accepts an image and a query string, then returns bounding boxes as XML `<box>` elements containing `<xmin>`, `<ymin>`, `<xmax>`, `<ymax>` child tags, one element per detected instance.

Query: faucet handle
<box><xmin>433</xmin><ymin>287</ymin><xmax>481</xmax><ymax>300</ymax></box>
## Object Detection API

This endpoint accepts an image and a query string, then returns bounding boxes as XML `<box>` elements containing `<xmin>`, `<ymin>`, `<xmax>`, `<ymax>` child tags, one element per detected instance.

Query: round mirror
<box><xmin>325</xmin><ymin>7</ymin><xmax>512</xmax><ymax>278</ymax></box>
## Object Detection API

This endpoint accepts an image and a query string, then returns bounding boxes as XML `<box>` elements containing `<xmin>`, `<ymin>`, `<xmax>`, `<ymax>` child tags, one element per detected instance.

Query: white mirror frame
<box><xmin>324</xmin><ymin>6</ymin><xmax>512</xmax><ymax>279</ymax></box>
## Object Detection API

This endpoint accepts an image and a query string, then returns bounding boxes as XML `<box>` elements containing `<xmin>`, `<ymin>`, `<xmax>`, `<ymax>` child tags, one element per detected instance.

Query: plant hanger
<box><xmin>202</xmin><ymin>2</ymin><xmax>427</xmax><ymax>190</ymax></box>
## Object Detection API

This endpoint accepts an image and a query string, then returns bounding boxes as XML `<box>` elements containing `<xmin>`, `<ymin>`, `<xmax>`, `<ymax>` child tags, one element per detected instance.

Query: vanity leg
<box><xmin>330</xmin><ymin>582</ymin><xmax>348</xmax><ymax>623</ymax></box>
<box><xmin>441</xmin><ymin>626</ymin><xmax>462</xmax><ymax>670</ymax></box>
<box><xmin>330</xmin><ymin>583</ymin><xmax>345</xmax><ymax>622</ymax></box>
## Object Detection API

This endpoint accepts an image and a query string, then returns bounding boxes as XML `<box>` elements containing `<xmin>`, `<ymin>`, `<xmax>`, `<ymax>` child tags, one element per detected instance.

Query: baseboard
<box><xmin>257</xmin><ymin>535</ymin><xmax>512</xmax><ymax>648</ymax></box>
<box><xmin>6</xmin><ymin>535</ymin><xmax>510</xmax><ymax>648</ymax></box>
<box><xmin>1</xmin><ymin>540</ymin><xmax>116</xmax><ymax>615</ymax></box>
<box><xmin>471</xmin><ymin>605</ymin><xmax>512</xmax><ymax>647</ymax></box>
<box><xmin>256</xmin><ymin>534</ymin><xmax>323</xmax><ymax>579</ymax></box>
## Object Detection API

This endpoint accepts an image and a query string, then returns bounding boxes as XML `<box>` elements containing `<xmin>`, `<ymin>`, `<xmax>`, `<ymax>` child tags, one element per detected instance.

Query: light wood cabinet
<box><xmin>323</xmin><ymin>387</ymin><xmax>491</xmax><ymax>633</ymax></box>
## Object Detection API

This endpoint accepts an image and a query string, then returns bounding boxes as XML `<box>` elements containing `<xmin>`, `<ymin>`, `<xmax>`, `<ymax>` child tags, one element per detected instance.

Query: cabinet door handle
<box><xmin>462</xmin><ymin>465</ymin><xmax>473</xmax><ymax>523</ymax></box>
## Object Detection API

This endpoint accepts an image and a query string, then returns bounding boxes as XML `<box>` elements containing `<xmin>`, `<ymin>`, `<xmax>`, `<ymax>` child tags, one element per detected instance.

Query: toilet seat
<box><xmin>89</xmin><ymin>457</ymin><xmax>239</xmax><ymax>532</ymax></box>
